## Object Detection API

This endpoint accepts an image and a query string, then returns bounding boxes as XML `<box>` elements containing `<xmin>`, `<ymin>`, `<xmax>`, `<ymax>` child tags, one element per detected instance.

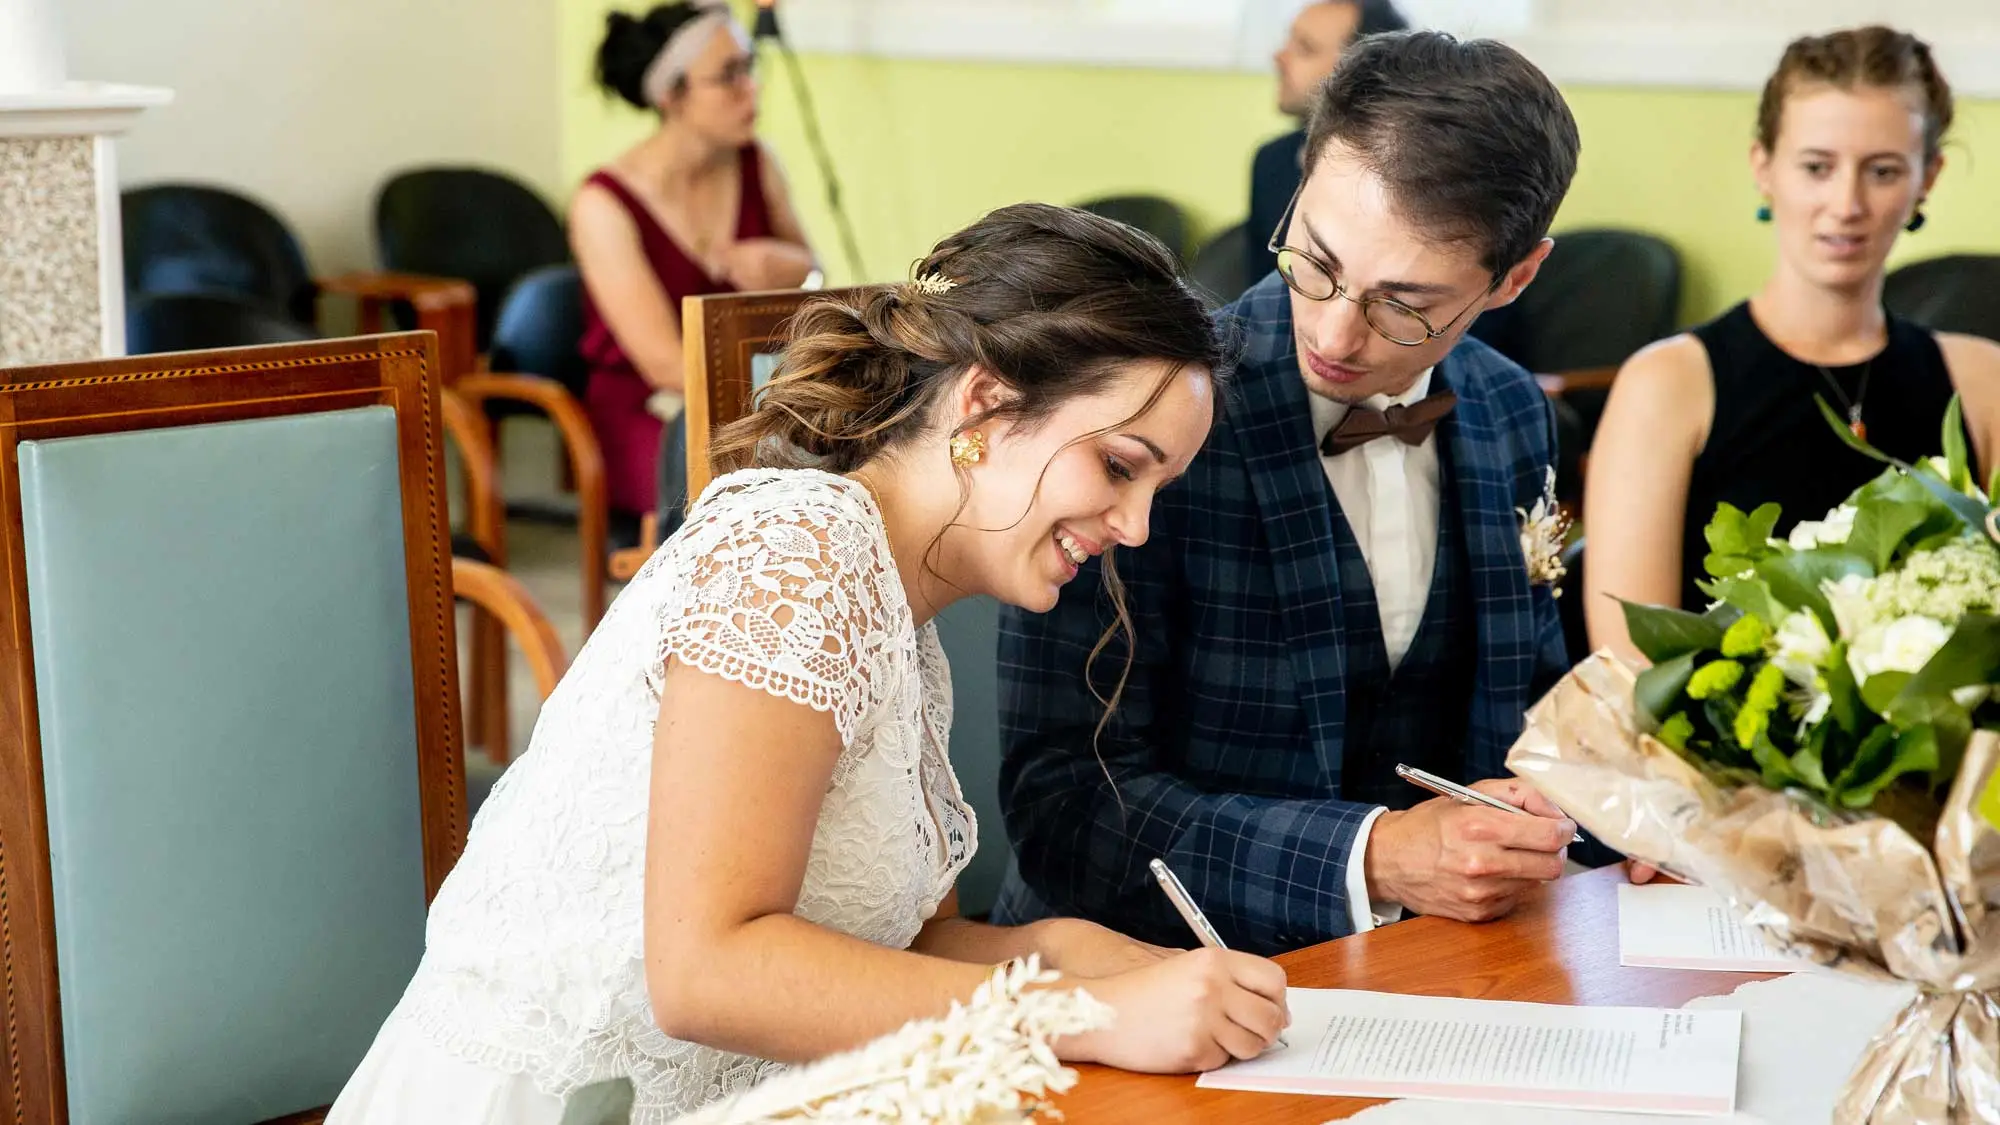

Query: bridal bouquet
<box><xmin>669</xmin><ymin>957</ymin><xmax>1112</xmax><ymax>1125</ymax></box>
<box><xmin>1509</xmin><ymin>399</ymin><xmax>2000</xmax><ymax>1124</ymax></box>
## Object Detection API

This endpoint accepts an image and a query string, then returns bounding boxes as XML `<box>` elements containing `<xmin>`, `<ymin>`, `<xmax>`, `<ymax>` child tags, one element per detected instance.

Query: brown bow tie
<box><xmin>1319</xmin><ymin>391</ymin><xmax>1458</xmax><ymax>457</ymax></box>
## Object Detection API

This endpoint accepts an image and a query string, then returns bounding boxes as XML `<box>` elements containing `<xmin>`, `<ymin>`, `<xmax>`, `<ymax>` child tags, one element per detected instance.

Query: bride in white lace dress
<box><xmin>328</xmin><ymin>202</ymin><xmax>1290</xmax><ymax>1123</ymax></box>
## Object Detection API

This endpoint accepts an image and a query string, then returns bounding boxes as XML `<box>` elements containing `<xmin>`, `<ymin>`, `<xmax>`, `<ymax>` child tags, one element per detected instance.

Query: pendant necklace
<box><xmin>1813</xmin><ymin>359</ymin><xmax>1873</xmax><ymax>442</ymax></box>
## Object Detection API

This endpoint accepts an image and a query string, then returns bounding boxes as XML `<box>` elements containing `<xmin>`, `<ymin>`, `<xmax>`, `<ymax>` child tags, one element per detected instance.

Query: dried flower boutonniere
<box><xmin>1518</xmin><ymin>466</ymin><xmax>1573</xmax><ymax>594</ymax></box>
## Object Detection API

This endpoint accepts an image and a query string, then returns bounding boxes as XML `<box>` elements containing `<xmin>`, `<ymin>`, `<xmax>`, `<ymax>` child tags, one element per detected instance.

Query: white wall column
<box><xmin>0</xmin><ymin>0</ymin><xmax>168</xmax><ymax>366</ymax></box>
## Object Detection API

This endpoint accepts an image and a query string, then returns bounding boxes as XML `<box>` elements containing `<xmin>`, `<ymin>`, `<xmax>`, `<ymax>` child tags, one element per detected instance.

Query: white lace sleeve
<box><xmin>648</xmin><ymin>477</ymin><xmax>895</xmax><ymax>746</ymax></box>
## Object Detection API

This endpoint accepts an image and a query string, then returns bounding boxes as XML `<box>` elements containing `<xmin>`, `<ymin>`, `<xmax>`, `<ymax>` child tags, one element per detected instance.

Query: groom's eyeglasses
<box><xmin>1267</xmin><ymin>187</ymin><xmax>1496</xmax><ymax>348</ymax></box>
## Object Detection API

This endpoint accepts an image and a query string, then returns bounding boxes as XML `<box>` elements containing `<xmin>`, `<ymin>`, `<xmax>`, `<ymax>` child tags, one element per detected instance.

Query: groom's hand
<box><xmin>1363</xmin><ymin>779</ymin><xmax>1575</xmax><ymax>924</ymax></box>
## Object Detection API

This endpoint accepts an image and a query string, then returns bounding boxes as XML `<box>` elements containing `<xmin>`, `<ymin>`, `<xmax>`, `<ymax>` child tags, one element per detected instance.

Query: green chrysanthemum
<box><xmin>1720</xmin><ymin>614</ymin><xmax>1770</xmax><ymax>659</ymax></box>
<box><xmin>1658</xmin><ymin>712</ymin><xmax>1696</xmax><ymax>751</ymax></box>
<box><xmin>1687</xmin><ymin>659</ymin><xmax>1745</xmax><ymax>700</ymax></box>
<box><xmin>1734</xmin><ymin>663</ymin><xmax>1786</xmax><ymax>747</ymax></box>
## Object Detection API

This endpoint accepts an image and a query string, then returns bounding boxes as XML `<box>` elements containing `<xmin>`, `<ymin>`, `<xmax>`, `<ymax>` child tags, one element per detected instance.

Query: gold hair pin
<box><xmin>906</xmin><ymin>271</ymin><xmax>958</xmax><ymax>297</ymax></box>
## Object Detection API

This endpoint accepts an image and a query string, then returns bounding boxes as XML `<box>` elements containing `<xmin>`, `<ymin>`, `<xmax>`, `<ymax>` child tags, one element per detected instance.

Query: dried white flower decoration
<box><xmin>670</xmin><ymin>956</ymin><xmax>1113</xmax><ymax>1125</ymax></box>
<box><xmin>906</xmin><ymin>271</ymin><xmax>959</xmax><ymax>297</ymax></box>
<box><xmin>1518</xmin><ymin>466</ymin><xmax>1573</xmax><ymax>593</ymax></box>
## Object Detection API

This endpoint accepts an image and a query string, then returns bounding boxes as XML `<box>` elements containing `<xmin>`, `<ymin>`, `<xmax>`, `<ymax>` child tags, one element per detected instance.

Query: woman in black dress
<box><xmin>1585</xmin><ymin>25</ymin><xmax>2000</xmax><ymax>660</ymax></box>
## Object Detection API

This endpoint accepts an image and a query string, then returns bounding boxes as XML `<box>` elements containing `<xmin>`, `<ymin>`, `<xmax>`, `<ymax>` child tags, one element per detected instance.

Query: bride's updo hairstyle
<box><xmin>710</xmin><ymin>201</ymin><xmax>1228</xmax><ymax>743</ymax></box>
<box><xmin>710</xmin><ymin>202</ymin><xmax>1225</xmax><ymax>477</ymax></box>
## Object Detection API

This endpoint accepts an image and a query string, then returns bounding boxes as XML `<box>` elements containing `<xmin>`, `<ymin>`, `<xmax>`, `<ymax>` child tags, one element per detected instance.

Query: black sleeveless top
<box><xmin>1680</xmin><ymin>301</ymin><xmax>1959</xmax><ymax>611</ymax></box>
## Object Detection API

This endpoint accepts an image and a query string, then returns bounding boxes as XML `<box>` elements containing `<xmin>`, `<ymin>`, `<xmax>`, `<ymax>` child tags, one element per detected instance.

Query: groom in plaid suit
<box><xmin>994</xmin><ymin>31</ymin><xmax>1615</xmax><ymax>955</ymax></box>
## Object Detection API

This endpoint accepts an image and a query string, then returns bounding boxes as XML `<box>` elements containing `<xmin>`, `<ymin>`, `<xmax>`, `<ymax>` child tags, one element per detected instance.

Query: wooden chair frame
<box><xmin>326</xmin><ymin>273</ymin><xmax>608</xmax><ymax>628</ymax></box>
<box><xmin>451</xmin><ymin>555</ymin><xmax>570</xmax><ymax>730</ymax></box>
<box><xmin>0</xmin><ymin>333</ymin><xmax>466</xmax><ymax>1125</ymax></box>
<box><xmin>680</xmin><ymin>286</ymin><xmax>871</xmax><ymax>502</ymax></box>
<box><xmin>1537</xmin><ymin>364</ymin><xmax>1621</xmax><ymax>515</ymax></box>
<box><xmin>328</xmin><ymin>274</ymin><xmax>605</xmax><ymax>760</ymax></box>
<box><xmin>608</xmin><ymin>286</ymin><xmax>872</xmax><ymax>581</ymax></box>
<box><xmin>1535</xmin><ymin>365</ymin><xmax>1620</xmax><ymax>402</ymax></box>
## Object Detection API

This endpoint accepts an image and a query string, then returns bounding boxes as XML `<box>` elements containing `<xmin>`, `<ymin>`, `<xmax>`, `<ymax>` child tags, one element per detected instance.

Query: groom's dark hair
<box><xmin>1304</xmin><ymin>30</ymin><xmax>1580</xmax><ymax>275</ymax></box>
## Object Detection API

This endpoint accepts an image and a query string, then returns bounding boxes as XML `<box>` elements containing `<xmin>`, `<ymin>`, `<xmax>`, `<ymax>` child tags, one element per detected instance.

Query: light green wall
<box><xmin>557</xmin><ymin>7</ymin><xmax>1285</xmax><ymax>278</ymax></box>
<box><xmin>1553</xmin><ymin>88</ymin><xmax>2000</xmax><ymax>324</ymax></box>
<box><xmin>558</xmin><ymin>4</ymin><xmax>2000</xmax><ymax>326</ymax></box>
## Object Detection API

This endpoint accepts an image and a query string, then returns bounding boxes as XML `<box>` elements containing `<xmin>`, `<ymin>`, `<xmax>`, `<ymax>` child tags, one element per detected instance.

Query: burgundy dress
<box><xmin>578</xmin><ymin>146</ymin><xmax>775</xmax><ymax>516</ymax></box>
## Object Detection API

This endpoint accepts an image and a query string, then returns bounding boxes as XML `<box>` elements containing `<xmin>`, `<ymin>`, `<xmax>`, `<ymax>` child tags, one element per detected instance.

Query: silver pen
<box><xmin>1394</xmin><ymin>763</ymin><xmax>1585</xmax><ymax>845</ymax></box>
<box><xmin>1148</xmin><ymin>858</ymin><xmax>1288</xmax><ymax>1049</ymax></box>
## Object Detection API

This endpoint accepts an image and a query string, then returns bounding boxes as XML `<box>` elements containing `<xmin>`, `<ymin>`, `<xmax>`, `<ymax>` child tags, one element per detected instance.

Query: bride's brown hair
<box><xmin>710</xmin><ymin>201</ymin><xmax>1230</xmax><ymax>777</ymax></box>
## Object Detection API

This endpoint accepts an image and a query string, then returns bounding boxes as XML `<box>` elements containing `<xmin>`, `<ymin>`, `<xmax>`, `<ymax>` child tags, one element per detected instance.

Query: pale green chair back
<box><xmin>0</xmin><ymin>335</ymin><xmax>465</xmax><ymax>1124</ymax></box>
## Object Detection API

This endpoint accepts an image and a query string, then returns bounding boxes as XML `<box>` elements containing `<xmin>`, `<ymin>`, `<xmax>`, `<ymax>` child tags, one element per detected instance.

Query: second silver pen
<box><xmin>1395</xmin><ymin>763</ymin><xmax>1585</xmax><ymax>845</ymax></box>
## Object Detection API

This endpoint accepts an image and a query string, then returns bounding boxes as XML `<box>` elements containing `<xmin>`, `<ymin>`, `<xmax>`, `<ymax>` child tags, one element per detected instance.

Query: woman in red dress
<box><xmin>572</xmin><ymin>1</ymin><xmax>817</xmax><ymax>529</ymax></box>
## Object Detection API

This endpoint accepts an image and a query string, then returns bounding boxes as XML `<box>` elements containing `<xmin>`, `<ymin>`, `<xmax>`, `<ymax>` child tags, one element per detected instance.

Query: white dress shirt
<box><xmin>1306</xmin><ymin>369</ymin><xmax>1443</xmax><ymax>933</ymax></box>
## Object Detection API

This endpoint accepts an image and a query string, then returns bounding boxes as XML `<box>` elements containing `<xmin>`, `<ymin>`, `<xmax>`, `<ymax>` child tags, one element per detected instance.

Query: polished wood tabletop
<box><xmin>1055</xmin><ymin>867</ymin><xmax>1774</xmax><ymax>1123</ymax></box>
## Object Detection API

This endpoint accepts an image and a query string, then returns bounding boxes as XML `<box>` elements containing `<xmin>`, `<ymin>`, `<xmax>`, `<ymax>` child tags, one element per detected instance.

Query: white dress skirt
<box><xmin>329</xmin><ymin>998</ymin><xmax>567</xmax><ymax>1125</ymax></box>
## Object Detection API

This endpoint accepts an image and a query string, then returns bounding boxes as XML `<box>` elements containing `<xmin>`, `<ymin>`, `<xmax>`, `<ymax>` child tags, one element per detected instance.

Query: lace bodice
<box><xmin>399</xmin><ymin>469</ymin><xmax>976</xmax><ymax>1121</ymax></box>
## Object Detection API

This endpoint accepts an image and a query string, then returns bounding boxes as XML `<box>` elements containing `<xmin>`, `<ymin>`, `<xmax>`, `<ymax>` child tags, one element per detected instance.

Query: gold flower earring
<box><xmin>949</xmin><ymin>430</ymin><xmax>986</xmax><ymax>468</ymax></box>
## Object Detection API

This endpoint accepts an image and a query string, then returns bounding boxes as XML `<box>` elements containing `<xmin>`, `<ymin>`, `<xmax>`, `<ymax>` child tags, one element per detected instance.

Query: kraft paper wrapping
<box><xmin>1507</xmin><ymin>654</ymin><xmax>2000</xmax><ymax>1125</ymax></box>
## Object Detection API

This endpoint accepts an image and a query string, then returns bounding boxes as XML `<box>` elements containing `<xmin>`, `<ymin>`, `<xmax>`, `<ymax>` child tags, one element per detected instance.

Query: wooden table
<box><xmin>1055</xmin><ymin>867</ymin><xmax>1774</xmax><ymax>1123</ymax></box>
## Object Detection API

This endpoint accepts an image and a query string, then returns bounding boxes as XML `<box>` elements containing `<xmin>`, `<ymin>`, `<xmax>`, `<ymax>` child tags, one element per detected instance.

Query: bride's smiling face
<box><xmin>953</xmin><ymin>360</ymin><xmax>1215</xmax><ymax>612</ymax></box>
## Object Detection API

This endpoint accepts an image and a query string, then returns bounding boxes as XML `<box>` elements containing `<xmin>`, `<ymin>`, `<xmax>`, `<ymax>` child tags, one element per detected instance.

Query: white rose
<box><xmin>1823</xmin><ymin>573</ymin><xmax>1878</xmax><ymax>640</ymax></box>
<box><xmin>1788</xmin><ymin>505</ymin><xmax>1858</xmax><ymax>550</ymax></box>
<box><xmin>1771</xmin><ymin>610</ymin><xmax>1831</xmax><ymax>687</ymax></box>
<box><xmin>1847</xmin><ymin>615</ymin><xmax>1952</xmax><ymax>684</ymax></box>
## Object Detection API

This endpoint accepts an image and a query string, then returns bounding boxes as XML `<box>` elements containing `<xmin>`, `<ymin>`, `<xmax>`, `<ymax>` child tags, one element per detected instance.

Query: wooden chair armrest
<box><xmin>607</xmin><ymin>512</ymin><xmax>658</xmax><ymax>583</ymax></box>
<box><xmin>318</xmin><ymin>269</ymin><xmax>472</xmax><ymax>304</ymax></box>
<box><xmin>450</xmin><ymin>556</ymin><xmax>570</xmax><ymax>701</ymax></box>
<box><xmin>443</xmin><ymin>388</ymin><xmax>510</xmax><ymax>757</ymax></box>
<box><xmin>439</xmin><ymin>388</ymin><xmax>504</xmax><ymax>565</ymax></box>
<box><xmin>1536</xmin><ymin>366</ymin><xmax>1621</xmax><ymax>399</ymax></box>
<box><xmin>457</xmin><ymin>372</ymin><xmax>610</xmax><ymax>628</ymax></box>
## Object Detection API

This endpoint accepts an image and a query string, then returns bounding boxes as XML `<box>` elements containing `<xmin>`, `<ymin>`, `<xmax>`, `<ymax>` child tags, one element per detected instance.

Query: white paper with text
<box><xmin>1197</xmin><ymin>988</ymin><xmax>1741</xmax><ymax>1116</ymax></box>
<box><xmin>1618</xmin><ymin>884</ymin><xmax>1801</xmax><ymax>974</ymax></box>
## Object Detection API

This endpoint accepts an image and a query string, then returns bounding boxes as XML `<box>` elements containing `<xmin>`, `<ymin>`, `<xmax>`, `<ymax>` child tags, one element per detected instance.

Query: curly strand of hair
<box><xmin>765</xmin><ymin>372</ymin><xmax>928</xmax><ymax>446</ymax></box>
<box><xmin>912</xmin><ymin>363</ymin><xmax>1180</xmax><ymax>821</ymax></box>
<box><xmin>909</xmin><ymin>459</ymin><xmax>981</xmax><ymax>617</ymax></box>
<box><xmin>1011</xmin><ymin>366</ymin><xmax>1182</xmax><ymax>826</ymax></box>
<box><xmin>1077</xmin><ymin>367</ymin><xmax>1184</xmax><ymax>826</ymax></box>
<box><xmin>746</xmin><ymin>397</ymin><xmax>923</xmax><ymax>474</ymax></box>
<box><xmin>1086</xmin><ymin>549</ymin><xmax>1135</xmax><ymax>824</ymax></box>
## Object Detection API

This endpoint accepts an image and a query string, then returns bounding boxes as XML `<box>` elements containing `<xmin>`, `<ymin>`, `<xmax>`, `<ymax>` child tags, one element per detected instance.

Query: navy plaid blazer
<box><xmin>993</xmin><ymin>274</ymin><xmax>1574</xmax><ymax>955</ymax></box>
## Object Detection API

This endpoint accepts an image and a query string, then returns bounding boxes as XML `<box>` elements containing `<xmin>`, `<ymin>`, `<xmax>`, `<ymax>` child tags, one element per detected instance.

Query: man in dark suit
<box><xmin>996</xmin><ymin>31</ymin><xmax>1609</xmax><ymax>956</ymax></box>
<box><xmin>1246</xmin><ymin>0</ymin><xmax>1410</xmax><ymax>288</ymax></box>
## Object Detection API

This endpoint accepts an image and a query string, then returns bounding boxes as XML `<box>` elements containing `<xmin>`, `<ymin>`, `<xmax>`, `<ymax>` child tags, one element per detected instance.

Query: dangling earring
<box><xmin>1755</xmin><ymin>203</ymin><xmax>1773</xmax><ymax>223</ymax></box>
<box><xmin>949</xmin><ymin>429</ymin><xmax>986</xmax><ymax>468</ymax></box>
<box><xmin>1906</xmin><ymin>208</ymin><xmax>1928</xmax><ymax>233</ymax></box>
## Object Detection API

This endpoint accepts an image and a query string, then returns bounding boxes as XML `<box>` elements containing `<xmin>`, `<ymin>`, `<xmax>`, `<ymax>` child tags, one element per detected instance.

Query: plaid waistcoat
<box><xmin>1328</xmin><ymin>451</ymin><xmax>1477</xmax><ymax>809</ymax></box>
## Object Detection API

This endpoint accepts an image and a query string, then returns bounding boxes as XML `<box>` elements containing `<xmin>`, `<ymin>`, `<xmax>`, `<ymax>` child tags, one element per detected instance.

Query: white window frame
<box><xmin>777</xmin><ymin>0</ymin><xmax>2000</xmax><ymax>96</ymax></box>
